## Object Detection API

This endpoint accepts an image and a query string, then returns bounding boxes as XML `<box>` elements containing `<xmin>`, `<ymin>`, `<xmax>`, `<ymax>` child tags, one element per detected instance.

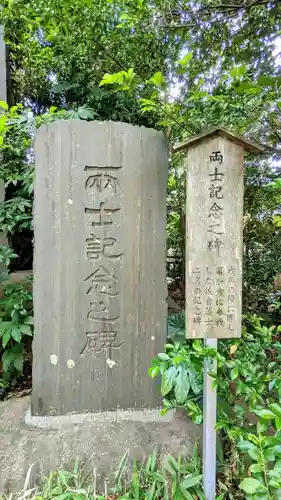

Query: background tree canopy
<box><xmin>1</xmin><ymin>0</ymin><xmax>281</xmax><ymax>313</ymax></box>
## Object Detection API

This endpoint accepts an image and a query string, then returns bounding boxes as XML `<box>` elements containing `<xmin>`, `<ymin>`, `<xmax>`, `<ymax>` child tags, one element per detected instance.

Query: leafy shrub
<box><xmin>149</xmin><ymin>311</ymin><xmax>281</xmax><ymax>497</ymax></box>
<box><xmin>0</xmin><ymin>246</ymin><xmax>33</xmax><ymax>386</ymax></box>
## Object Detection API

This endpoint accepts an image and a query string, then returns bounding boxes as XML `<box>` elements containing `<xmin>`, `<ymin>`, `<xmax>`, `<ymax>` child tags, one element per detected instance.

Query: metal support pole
<box><xmin>0</xmin><ymin>24</ymin><xmax>6</xmax><ymax>103</ymax></box>
<box><xmin>203</xmin><ymin>338</ymin><xmax>217</xmax><ymax>500</ymax></box>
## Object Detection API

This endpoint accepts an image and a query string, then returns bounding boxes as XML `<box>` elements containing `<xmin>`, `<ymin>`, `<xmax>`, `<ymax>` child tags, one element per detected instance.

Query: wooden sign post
<box><xmin>174</xmin><ymin>128</ymin><xmax>263</xmax><ymax>500</ymax></box>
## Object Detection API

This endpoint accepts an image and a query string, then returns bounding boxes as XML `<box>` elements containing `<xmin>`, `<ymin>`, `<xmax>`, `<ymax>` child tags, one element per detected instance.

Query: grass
<box><xmin>0</xmin><ymin>448</ymin><xmax>205</xmax><ymax>500</ymax></box>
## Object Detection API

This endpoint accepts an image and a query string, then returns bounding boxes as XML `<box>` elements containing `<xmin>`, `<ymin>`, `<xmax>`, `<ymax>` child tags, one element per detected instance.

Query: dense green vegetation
<box><xmin>0</xmin><ymin>0</ymin><xmax>281</xmax><ymax>497</ymax></box>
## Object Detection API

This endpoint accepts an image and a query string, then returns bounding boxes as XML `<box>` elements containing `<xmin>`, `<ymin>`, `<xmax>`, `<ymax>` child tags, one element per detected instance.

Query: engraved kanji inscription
<box><xmin>85</xmin><ymin>233</ymin><xmax>123</xmax><ymax>260</ymax></box>
<box><xmin>84</xmin><ymin>265</ymin><xmax>119</xmax><ymax>296</ymax></box>
<box><xmin>81</xmin><ymin>331</ymin><xmax>123</xmax><ymax>358</ymax></box>
<box><xmin>87</xmin><ymin>300</ymin><xmax>119</xmax><ymax>322</ymax></box>
<box><xmin>85</xmin><ymin>202</ymin><xmax>120</xmax><ymax>227</ymax></box>
<box><xmin>84</xmin><ymin>165</ymin><xmax>121</xmax><ymax>193</ymax></box>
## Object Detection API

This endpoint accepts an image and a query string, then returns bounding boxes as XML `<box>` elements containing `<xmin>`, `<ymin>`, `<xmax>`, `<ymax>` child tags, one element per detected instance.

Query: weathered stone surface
<box><xmin>32</xmin><ymin>121</ymin><xmax>168</xmax><ymax>416</ymax></box>
<box><xmin>0</xmin><ymin>396</ymin><xmax>201</xmax><ymax>494</ymax></box>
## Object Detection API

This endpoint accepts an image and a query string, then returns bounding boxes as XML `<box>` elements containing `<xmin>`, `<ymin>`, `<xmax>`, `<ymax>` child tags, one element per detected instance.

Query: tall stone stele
<box><xmin>31</xmin><ymin>121</ymin><xmax>168</xmax><ymax>416</ymax></box>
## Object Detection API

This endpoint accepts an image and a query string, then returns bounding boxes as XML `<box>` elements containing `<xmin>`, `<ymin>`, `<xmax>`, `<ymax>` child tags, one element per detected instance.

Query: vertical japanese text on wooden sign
<box><xmin>186</xmin><ymin>136</ymin><xmax>244</xmax><ymax>338</ymax></box>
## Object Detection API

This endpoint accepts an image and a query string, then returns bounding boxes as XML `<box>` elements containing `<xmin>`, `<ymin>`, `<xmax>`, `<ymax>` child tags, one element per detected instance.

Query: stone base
<box><xmin>0</xmin><ymin>396</ymin><xmax>201</xmax><ymax>494</ymax></box>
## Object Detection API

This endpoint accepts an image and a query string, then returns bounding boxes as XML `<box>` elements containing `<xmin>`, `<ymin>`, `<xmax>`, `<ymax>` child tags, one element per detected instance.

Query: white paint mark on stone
<box><xmin>151</xmin><ymin>336</ymin><xmax>155</xmax><ymax>340</ymax></box>
<box><xmin>67</xmin><ymin>359</ymin><xmax>75</xmax><ymax>368</ymax></box>
<box><xmin>106</xmin><ymin>358</ymin><xmax>116</xmax><ymax>368</ymax></box>
<box><xmin>50</xmin><ymin>354</ymin><xmax>58</xmax><ymax>365</ymax></box>
<box><xmin>68</xmin><ymin>199</ymin><xmax>73</xmax><ymax>205</ymax></box>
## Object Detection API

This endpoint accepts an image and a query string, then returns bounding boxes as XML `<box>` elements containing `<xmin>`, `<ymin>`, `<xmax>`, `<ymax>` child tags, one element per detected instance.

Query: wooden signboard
<box><xmin>175</xmin><ymin>128</ymin><xmax>263</xmax><ymax>339</ymax></box>
<box><xmin>174</xmin><ymin>128</ymin><xmax>263</xmax><ymax>500</ymax></box>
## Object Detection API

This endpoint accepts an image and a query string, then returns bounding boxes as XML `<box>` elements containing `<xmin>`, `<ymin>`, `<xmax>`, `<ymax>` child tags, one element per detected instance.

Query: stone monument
<box><xmin>32</xmin><ymin>120</ymin><xmax>168</xmax><ymax>416</ymax></box>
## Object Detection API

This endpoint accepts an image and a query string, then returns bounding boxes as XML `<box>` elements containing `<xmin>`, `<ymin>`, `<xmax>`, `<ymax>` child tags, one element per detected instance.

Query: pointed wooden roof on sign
<box><xmin>173</xmin><ymin>127</ymin><xmax>263</xmax><ymax>154</ymax></box>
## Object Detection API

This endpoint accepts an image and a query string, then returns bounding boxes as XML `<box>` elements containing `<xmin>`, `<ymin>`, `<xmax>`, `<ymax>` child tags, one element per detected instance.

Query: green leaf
<box><xmin>254</xmin><ymin>409</ymin><xmax>276</xmax><ymax>420</ymax></box>
<box><xmin>239</xmin><ymin>478</ymin><xmax>266</xmax><ymax>494</ymax></box>
<box><xmin>148</xmin><ymin>365</ymin><xmax>160</xmax><ymax>378</ymax></box>
<box><xmin>99</xmin><ymin>73</ymin><xmax>117</xmax><ymax>86</ymax></box>
<box><xmin>161</xmin><ymin>366</ymin><xmax>177</xmax><ymax>396</ymax></box>
<box><xmin>149</xmin><ymin>71</ymin><xmax>165</xmax><ymax>87</ymax></box>
<box><xmin>20</xmin><ymin>323</ymin><xmax>32</xmax><ymax>335</ymax></box>
<box><xmin>13</xmin><ymin>354</ymin><xmax>24</xmax><ymax>372</ymax></box>
<box><xmin>24</xmin><ymin>316</ymin><xmax>33</xmax><ymax>325</ymax></box>
<box><xmin>271</xmin><ymin>445</ymin><xmax>281</xmax><ymax>457</ymax></box>
<box><xmin>192</xmin><ymin>340</ymin><xmax>202</xmax><ymax>352</ymax></box>
<box><xmin>174</xmin><ymin>366</ymin><xmax>190</xmax><ymax>403</ymax></box>
<box><xmin>11</xmin><ymin>327</ymin><xmax>21</xmax><ymax>343</ymax></box>
<box><xmin>158</xmin><ymin>353</ymin><xmax>170</xmax><ymax>361</ymax></box>
<box><xmin>2</xmin><ymin>330</ymin><xmax>10</xmax><ymax>348</ymax></box>
<box><xmin>177</xmin><ymin>52</ymin><xmax>193</xmax><ymax>66</ymax></box>
<box><xmin>181</xmin><ymin>474</ymin><xmax>203</xmax><ymax>489</ymax></box>
<box><xmin>257</xmin><ymin>75</ymin><xmax>275</xmax><ymax>86</ymax></box>
<box><xmin>238</xmin><ymin>441</ymin><xmax>260</xmax><ymax>461</ymax></box>
<box><xmin>249</xmin><ymin>464</ymin><xmax>263</xmax><ymax>473</ymax></box>
<box><xmin>0</xmin><ymin>101</ymin><xmax>8</xmax><ymax>111</ymax></box>
<box><xmin>230</xmin><ymin>366</ymin><xmax>239</xmax><ymax>380</ymax></box>
<box><xmin>268</xmin><ymin>479</ymin><xmax>281</xmax><ymax>488</ymax></box>
<box><xmin>189</xmin><ymin>370</ymin><xmax>201</xmax><ymax>395</ymax></box>
<box><xmin>275</xmin><ymin>416</ymin><xmax>281</xmax><ymax>430</ymax></box>
<box><xmin>230</xmin><ymin>65</ymin><xmax>246</xmax><ymax>77</ymax></box>
<box><xmin>163</xmin><ymin>456</ymin><xmax>178</xmax><ymax>477</ymax></box>
<box><xmin>179</xmin><ymin>486</ymin><xmax>194</xmax><ymax>500</ymax></box>
<box><xmin>269</xmin><ymin>403</ymin><xmax>281</xmax><ymax>418</ymax></box>
<box><xmin>77</xmin><ymin>107</ymin><xmax>96</xmax><ymax>120</ymax></box>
